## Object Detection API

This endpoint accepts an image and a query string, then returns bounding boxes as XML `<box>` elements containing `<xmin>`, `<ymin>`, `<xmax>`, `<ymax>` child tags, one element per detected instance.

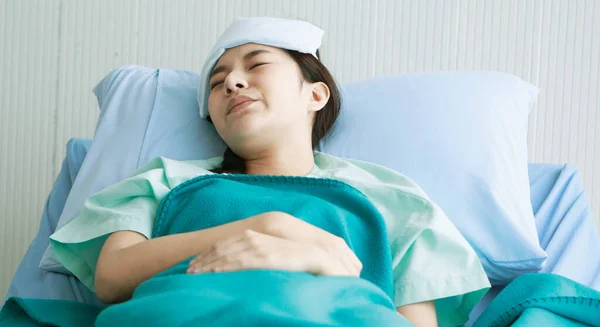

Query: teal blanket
<box><xmin>1</xmin><ymin>175</ymin><xmax>410</xmax><ymax>326</ymax></box>
<box><xmin>3</xmin><ymin>175</ymin><xmax>600</xmax><ymax>326</ymax></box>
<box><xmin>3</xmin><ymin>273</ymin><xmax>600</xmax><ymax>327</ymax></box>
<box><xmin>472</xmin><ymin>273</ymin><xmax>600</xmax><ymax>327</ymax></box>
<box><xmin>95</xmin><ymin>175</ymin><xmax>408</xmax><ymax>326</ymax></box>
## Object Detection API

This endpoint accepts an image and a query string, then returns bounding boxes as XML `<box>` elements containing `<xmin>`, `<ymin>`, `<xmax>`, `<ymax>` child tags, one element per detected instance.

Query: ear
<box><xmin>307</xmin><ymin>81</ymin><xmax>330</xmax><ymax>113</ymax></box>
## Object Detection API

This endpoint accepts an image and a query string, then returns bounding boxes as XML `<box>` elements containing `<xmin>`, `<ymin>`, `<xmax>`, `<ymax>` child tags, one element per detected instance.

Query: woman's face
<box><xmin>207</xmin><ymin>43</ymin><xmax>326</xmax><ymax>156</ymax></box>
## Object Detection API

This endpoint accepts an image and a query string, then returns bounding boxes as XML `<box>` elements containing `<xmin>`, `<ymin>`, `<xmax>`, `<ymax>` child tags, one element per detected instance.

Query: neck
<box><xmin>243</xmin><ymin>144</ymin><xmax>315</xmax><ymax>176</ymax></box>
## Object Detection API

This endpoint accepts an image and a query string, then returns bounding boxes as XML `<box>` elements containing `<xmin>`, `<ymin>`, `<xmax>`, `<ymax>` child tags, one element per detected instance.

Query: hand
<box><xmin>257</xmin><ymin>211</ymin><xmax>363</xmax><ymax>277</ymax></box>
<box><xmin>187</xmin><ymin>229</ymin><xmax>324</xmax><ymax>274</ymax></box>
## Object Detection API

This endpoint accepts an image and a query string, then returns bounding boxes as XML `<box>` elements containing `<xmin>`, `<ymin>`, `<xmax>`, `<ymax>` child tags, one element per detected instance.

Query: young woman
<box><xmin>50</xmin><ymin>17</ymin><xmax>490</xmax><ymax>327</ymax></box>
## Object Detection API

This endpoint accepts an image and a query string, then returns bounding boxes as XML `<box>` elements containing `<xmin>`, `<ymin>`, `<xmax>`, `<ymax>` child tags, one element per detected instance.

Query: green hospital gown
<box><xmin>50</xmin><ymin>151</ymin><xmax>490</xmax><ymax>326</ymax></box>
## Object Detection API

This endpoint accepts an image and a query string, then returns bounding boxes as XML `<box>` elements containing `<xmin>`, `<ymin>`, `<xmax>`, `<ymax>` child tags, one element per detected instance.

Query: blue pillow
<box><xmin>42</xmin><ymin>65</ymin><xmax>546</xmax><ymax>284</ymax></box>
<box><xmin>321</xmin><ymin>72</ymin><xmax>546</xmax><ymax>283</ymax></box>
<box><xmin>7</xmin><ymin>138</ymin><xmax>98</xmax><ymax>305</ymax></box>
<box><xmin>39</xmin><ymin>66</ymin><xmax>226</xmax><ymax>274</ymax></box>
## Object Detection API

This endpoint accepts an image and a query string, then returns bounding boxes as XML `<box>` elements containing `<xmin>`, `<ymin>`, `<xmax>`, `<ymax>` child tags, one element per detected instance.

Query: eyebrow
<box><xmin>210</xmin><ymin>49</ymin><xmax>272</xmax><ymax>79</ymax></box>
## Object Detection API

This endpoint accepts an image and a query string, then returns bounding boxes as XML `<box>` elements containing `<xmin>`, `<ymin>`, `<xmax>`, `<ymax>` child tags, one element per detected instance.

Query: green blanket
<box><xmin>4</xmin><ymin>175</ymin><xmax>599</xmax><ymax>326</ymax></box>
<box><xmin>1</xmin><ymin>175</ymin><xmax>410</xmax><ymax>326</ymax></box>
<box><xmin>472</xmin><ymin>273</ymin><xmax>600</xmax><ymax>327</ymax></box>
<box><xmin>4</xmin><ymin>272</ymin><xmax>599</xmax><ymax>326</ymax></box>
<box><xmin>95</xmin><ymin>175</ymin><xmax>407</xmax><ymax>326</ymax></box>
<box><xmin>0</xmin><ymin>297</ymin><xmax>102</xmax><ymax>326</ymax></box>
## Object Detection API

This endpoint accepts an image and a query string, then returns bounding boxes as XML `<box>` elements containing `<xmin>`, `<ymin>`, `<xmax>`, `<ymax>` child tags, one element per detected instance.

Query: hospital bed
<box><xmin>4</xmin><ymin>137</ymin><xmax>600</xmax><ymax>324</ymax></box>
<box><xmin>2</xmin><ymin>66</ymin><xmax>600</xmax><ymax>326</ymax></box>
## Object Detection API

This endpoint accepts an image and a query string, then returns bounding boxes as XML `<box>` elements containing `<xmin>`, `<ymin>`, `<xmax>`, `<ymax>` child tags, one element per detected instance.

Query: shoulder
<box><xmin>313</xmin><ymin>152</ymin><xmax>431</xmax><ymax>204</ymax></box>
<box><xmin>127</xmin><ymin>156</ymin><xmax>224</xmax><ymax>189</ymax></box>
<box><xmin>312</xmin><ymin>152</ymin><xmax>443</xmax><ymax>234</ymax></box>
<box><xmin>134</xmin><ymin>156</ymin><xmax>222</xmax><ymax>173</ymax></box>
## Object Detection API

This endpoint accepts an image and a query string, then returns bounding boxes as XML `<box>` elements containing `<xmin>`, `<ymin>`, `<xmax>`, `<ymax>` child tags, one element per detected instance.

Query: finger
<box><xmin>345</xmin><ymin>250</ymin><xmax>361</xmax><ymax>276</ymax></box>
<box><xmin>204</xmin><ymin>244</ymin><xmax>302</xmax><ymax>273</ymax></box>
<box><xmin>189</xmin><ymin>241</ymin><xmax>251</xmax><ymax>273</ymax></box>
<box><xmin>188</xmin><ymin>254</ymin><xmax>227</xmax><ymax>273</ymax></box>
<box><xmin>190</xmin><ymin>231</ymin><xmax>254</xmax><ymax>267</ymax></box>
<box><xmin>342</xmin><ymin>242</ymin><xmax>362</xmax><ymax>273</ymax></box>
<box><xmin>193</xmin><ymin>252</ymin><xmax>249</xmax><ymax>273</ymax></box>
<box><xmin>188</xmin><ymin>254</ymin><xmax>202</xmax><ymax>265</ymax></box>
<box><xmin>340</xmin><ymin>243</ymin><xmax>360</xmax><ymax>273</ymax></box>
<box><xmin>334</xmin><ymin>237</ymin><xmax>357</xmax><ymax>274</ymax></box>
<box><xmin>190</xmin><ymin>233</ymin><xmax>289</xmax><ymax>274</ymax></box>
<box><xmin>189</xmin><ymin>229</ymin><xmax>271</xmax><ymax>271</ymax></box>
<box><xmin>351</xmin><ymin>253</ymin><xmax>363</xmax><ymax>274</ymax></box>
<box><xmin>217</xmin><ymin>256</ymin><xmax>268</xmax><ymax>272</ymax></box>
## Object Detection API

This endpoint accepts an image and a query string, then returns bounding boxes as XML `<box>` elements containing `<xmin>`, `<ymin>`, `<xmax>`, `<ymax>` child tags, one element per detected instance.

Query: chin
<box><xmin>226</xmin><ymin>118</ymin><xmax>267</xmax><ymax>143</ymax></box>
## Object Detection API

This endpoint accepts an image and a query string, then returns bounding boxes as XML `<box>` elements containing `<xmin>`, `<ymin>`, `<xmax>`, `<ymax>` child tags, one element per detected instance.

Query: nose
<box><xmin>224</xmin><ymin>72</ymin><xmax>249</xmax><ymax>95</ymax></box>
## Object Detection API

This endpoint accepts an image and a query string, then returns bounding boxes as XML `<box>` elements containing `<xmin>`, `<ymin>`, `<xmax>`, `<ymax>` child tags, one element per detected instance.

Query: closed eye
<box><xmin>210</xmin><ymin>63</ymin><xmax>268</xmax><ymax>90</ymax></box>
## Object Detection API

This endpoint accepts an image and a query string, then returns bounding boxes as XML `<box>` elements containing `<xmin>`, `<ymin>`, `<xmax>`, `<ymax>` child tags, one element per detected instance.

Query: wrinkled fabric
<box><xmin>50</xmin><ymin>152</ymin><xmax>490</xmax><ymax>326</ymax></box>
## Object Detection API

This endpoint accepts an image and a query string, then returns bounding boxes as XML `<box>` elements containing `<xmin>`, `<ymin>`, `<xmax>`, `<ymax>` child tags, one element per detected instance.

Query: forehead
<box><xmin>209</xmin><ymin>43</ymin><xmax>289</xmax><ymax>79</ymax></box>
<box><xmin>217</xmin><ymin>43</ymin><xmax>284</xmax><ymax>63</ymax></box>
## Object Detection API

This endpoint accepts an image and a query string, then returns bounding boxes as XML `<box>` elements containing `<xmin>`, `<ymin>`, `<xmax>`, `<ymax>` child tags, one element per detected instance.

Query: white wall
<box><xmin>1</xmin><ymin>0</ymin><xmax>598</xmax><ymax>300</ymax></box>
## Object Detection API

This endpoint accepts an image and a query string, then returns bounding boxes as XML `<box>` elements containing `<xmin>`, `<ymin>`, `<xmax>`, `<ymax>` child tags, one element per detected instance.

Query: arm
<box><xmin>397</xmin><ymin>301</ymin><xmax>438</xmax><ymax>327</ymax></box>
<box><xmin>95</xmin><ymin>213</ymin><xmax>269</xmax><ymax>304</ymax></box>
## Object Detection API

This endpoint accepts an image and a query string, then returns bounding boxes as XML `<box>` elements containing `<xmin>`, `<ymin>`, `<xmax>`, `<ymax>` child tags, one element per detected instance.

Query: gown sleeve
<box><xmin>313</xmin><ymin>153</ymin><xmax>491</xmax><ymax>327</ymax></box>
<box><xmin>49</xmin><ymin>156</ymin><xmax>218</xmax><ymax>291</ymax></box>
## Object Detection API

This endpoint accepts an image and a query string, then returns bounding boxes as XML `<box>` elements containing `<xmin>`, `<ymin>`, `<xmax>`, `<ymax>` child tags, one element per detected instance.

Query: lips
<box><xmin>227</xmin><ymin>95</ymin><xmax>257</xmax><ymax>114</ymax></box>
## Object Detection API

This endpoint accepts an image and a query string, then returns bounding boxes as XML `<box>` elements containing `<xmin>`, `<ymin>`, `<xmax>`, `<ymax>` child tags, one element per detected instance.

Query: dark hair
<box><xmin>209</xmin><ymin>48</ymin><xmax>341</xmax><ymax>174</ymax></box>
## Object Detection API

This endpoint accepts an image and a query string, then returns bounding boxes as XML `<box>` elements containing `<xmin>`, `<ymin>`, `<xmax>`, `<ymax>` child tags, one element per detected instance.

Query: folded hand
<box><xmin>187</xmin><ymin>229</ymin><xmax>324</xmax><ymax>274</ymax></box>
